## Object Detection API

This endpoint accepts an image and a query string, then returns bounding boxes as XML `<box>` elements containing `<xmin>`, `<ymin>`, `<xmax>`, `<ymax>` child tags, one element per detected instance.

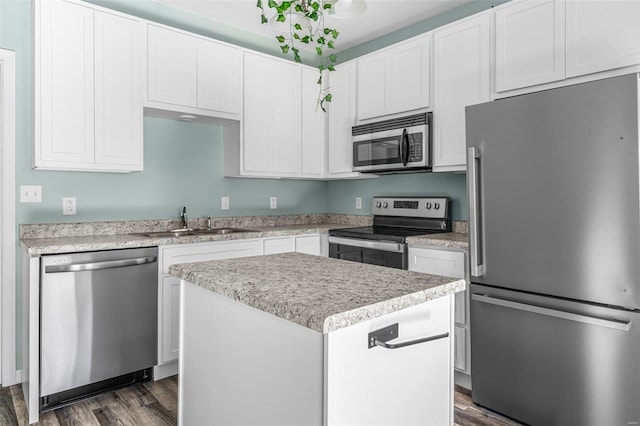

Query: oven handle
<box><xmin>328</xmin><ymin>236</ymin><xmax>405</xmax><ymax>253</ymax></box>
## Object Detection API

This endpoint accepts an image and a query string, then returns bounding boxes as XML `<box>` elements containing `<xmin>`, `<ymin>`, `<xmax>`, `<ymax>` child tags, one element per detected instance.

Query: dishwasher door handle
<box><xmin>472</xmin><ymin>294</ymin><xmax>632</xmax><ymax>332</ymax></box>
<box><xmin>45</xmin><ymin>256</ymin><xmax>157</xmax><ymax>273</ymax></box>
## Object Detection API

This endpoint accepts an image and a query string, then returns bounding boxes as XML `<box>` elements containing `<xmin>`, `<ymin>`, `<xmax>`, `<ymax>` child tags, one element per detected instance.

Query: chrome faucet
<box><xmin>180</xmin><ymin>206</ymin><xmax>188</xmax><ymax>229</ymax></box>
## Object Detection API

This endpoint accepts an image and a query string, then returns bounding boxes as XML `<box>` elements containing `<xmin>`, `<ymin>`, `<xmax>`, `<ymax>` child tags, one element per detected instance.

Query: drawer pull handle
<box><xmin>368</xmin><ymin>323</ymin><xmax>449</xmax><ymax>350</ymax></box>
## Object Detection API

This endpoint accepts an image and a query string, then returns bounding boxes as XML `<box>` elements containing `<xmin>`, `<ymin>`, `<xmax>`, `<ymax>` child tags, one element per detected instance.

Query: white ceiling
<box><xmin>156</xmin><ymin>0</ymin><xmax>474</xmax><ymax>52</ymax></box>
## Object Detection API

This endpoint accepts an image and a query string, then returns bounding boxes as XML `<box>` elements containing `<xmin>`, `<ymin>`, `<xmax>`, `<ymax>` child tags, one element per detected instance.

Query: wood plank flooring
<box><xmin>0</xmin><ymin>376</ymin><xmax>521</xmax><ymax>425</ymax></box>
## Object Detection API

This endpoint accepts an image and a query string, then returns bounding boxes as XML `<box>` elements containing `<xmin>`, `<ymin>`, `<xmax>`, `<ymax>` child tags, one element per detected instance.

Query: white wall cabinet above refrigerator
<box><xmin>494</xmin><ymin>0</ymin><xmax>640</xmax><ymax>95</ymax></box>
<box><xmin>565</xmin><ymin>0</ymin><xmax>640</xmax><ymax>78</ymax></box>
<box><xmin>356</xmin><ymin>35</ymin><xmax>431</xmax><ymax>121</ymax></box>
<box><xmin>495</xmin><ymin>0</ymin><xmax>565</xmax><ymax>92</ymax></box>
<box><xmin>146</xmin><ymin>24</ymin><xmax>242</xmax><ymax>119</ymax></box>
<box><xmin>433</xmin><ymin>13</ymin><xmax>490</xmax><ymax>172</ymax></box>
<box><xmin>34</xmin><ymin>0</ymin><xmax>143</xmax><ymax>172</ymax></box>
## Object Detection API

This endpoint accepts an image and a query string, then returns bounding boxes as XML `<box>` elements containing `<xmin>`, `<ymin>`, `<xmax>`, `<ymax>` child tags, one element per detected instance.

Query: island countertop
<box><xmin>169</xmin><ymin>252</ymin><xmax>465</xmax><ymax>334</ymax></box>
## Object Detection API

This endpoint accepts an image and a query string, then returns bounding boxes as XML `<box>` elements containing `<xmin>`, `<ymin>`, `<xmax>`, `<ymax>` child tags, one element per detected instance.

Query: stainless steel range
<box><xmin>328</xmin><ymin>197</ymin><xmax>451</xmax><ymax>269</ymax></box>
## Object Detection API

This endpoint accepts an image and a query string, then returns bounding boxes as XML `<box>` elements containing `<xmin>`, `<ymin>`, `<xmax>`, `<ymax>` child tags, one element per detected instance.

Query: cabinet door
<box><xmin>566</xmin><ymin>0</ymin><xmax>640</xmax><ymax>78</ymax></box>
<box><xmin>36</xmin><ymin>0</ymin><xmax>94</xmax><ymax>166</ymax></box>
<box><xmin>94</xmin><ymin>10</ymin><xmax>143</xmax><ymax>170</ymax></box>
<box><xmin>328</xmin><ymin>62</ymin><xmax>356</xmax><ymax>175</ymax></box>
<box><xmin>357</xmin><ymin>36</ymin><xmax>430</xmax><ymax>120</ymax></box>
<box><xmin>161</xmin><ymin>276</ymin><xmax>181</xmax><ymax>363</ymax></box>
<box><xmin>390</xmin><ymin>35</ymin><xmax>431</xmax><ymax>115</ymax></box>
<box><xmin>326</xmin><ymin>295</ymin><xmax>452</xmax><ymax>425</ymax></box>
<box><xmin>271</xmin><ymin>60</ymin><xmax>301</xmax><ymax>175</ymax></box>
<box><xmin>197</xmin><ymin>39</ymin><xmax>242</xmax><ymax>114</ymax></box>
<box><xmin>433</xmin><ymin>14</ymin><xmax>490</xmax><ymax>171</ymax></box>
<box><xmin>300</xmin><ymin>67</ymin><xmax>324</xmax><ymax>177</ymax></box>
<box><xmin>243</xmin><ymin>52</ymin><xmax>301</xmax><ymax>176</ymax></box>
<box><xmin>147</xmin><ymin>25</ymin><xmax>197</xmax><ymax>107</ymax></box>
<box><xmin>356</xmin><ymin>54</ymin><xmax>387</xmax><ymax>120</ymax></box>
<box><xmin>243</xmin><ymin>52</ymin><xmax>272</xmax><ymax>173</ymax></box>
<box><xmin>495</xmin><ymin>0</ymin><xmax>565</xmax><ymax>92</ymax></box>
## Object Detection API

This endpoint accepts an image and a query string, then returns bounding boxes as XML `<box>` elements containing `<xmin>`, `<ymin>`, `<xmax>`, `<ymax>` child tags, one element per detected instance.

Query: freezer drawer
<box><xmin>470</xmin><ymin>284</ymin><xmax>640</xmax><ymax>426</ymax></box>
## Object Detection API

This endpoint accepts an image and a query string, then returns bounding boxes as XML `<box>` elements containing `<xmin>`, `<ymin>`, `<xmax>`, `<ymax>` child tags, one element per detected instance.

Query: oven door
<box><xmin>328</xmin><ymin>236</ymin><xmax>407</xmax><ymax>269</ymax></box>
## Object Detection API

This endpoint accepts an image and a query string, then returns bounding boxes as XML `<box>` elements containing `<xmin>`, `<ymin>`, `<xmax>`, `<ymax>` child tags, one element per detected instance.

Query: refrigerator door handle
<box><xmin>472</xmin><ymin>294</ymin><xmax>632</xmax><ymax>332</ymax></box>
<box><xmin>467</xmin><ymin>147</ymin><xmax>484</xmax><ymax>276</ymax></box>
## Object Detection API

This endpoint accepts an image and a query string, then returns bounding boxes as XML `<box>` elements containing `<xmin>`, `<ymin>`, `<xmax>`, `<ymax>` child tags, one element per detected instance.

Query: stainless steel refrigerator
<box><xmin>466</xmin><ymin>73</ymin><xmax>640</xmax><ymax>426</ymax></box>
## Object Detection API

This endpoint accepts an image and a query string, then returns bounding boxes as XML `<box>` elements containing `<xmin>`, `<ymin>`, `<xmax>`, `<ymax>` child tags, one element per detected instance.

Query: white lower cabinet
<box><xmin>325</xmin><ymin>294</ymin><xmax>453</xmax><ymax>425</ymax></box>
<box><xmin>179</xmin><ymin>281</ymin><xmax>453</xmax><ymax>425</ymax></box>
<box><xmin>408</xmin><ymin>247</ymin><xmax>470</xmax><ymax>378</ymax></box>
<box><xmin>156</xmin><ymin>234</ymin><xmax>323</xmax><ymax>377</ymax></box>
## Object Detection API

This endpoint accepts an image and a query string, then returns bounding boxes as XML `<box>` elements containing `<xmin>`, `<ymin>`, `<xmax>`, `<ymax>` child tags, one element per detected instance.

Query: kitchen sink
<box><xmin>134</xmin><ymin>228</ymin><xmax>257</xmax><ymax>238</ymax></box>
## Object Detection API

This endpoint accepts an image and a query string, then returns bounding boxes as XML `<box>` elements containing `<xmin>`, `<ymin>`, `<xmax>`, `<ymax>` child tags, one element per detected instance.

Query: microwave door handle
<box><xmin>401</xmin><ymin>128</ymin><xmax>409</xmax><ymax>166</ymax></box>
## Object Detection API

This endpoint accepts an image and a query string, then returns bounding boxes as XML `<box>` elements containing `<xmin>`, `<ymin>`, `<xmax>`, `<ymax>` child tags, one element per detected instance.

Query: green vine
<box><xmin>257</xmin><ymin>0</ymin><xmax>339</xmax><ymax>112</ymax></box>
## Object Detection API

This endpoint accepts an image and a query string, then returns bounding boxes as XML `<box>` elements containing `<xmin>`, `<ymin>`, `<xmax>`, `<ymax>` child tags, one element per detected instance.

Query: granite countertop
<box><xmin>406</xmin><ymin>232</ymin><xmax>469</xmax><ymax>250</ymax></box>
<box><xmin>20</xmin><ymin>223</ymin><xmax>351</xmax><ymax>256</ymax></box>
<box><xmin>169</xmin><ymin>252</ymin><xmax>466</xmax><ymax>334</ymax></box>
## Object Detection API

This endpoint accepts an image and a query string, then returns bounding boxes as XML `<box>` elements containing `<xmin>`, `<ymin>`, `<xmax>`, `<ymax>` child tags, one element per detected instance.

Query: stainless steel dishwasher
<box><xmin>40</xmin><ymin>247</ymin><xmax>158</xmax><ymax>410</ymax></box>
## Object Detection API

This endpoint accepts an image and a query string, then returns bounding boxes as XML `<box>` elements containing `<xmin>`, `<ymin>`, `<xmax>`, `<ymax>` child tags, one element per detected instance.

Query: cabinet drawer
<box><xmin>161</xmin><ymin>239</ymin><xmax>262</xmax><ymax>274</ymax></box>
<box><xmin>295</xmin><ymin>235</ymin><xmax>321</xmax><ymax>256</ymax></box>
<box><xmin>263</xmin><ymin>237</ymin><xmax>295</xmax><ymax>255</ymax></box>
<box><xmin>408</xmin><ymin>247</ymin><xmax>465</xmax><ymax>278</ymax></box>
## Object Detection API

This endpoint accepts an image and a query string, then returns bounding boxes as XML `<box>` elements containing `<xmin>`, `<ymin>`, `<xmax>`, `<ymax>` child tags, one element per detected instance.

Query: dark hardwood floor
<box><xmin>0</xmin><ymin>376</ymin><xmax>520</xmax><ymax>425</ymax></box>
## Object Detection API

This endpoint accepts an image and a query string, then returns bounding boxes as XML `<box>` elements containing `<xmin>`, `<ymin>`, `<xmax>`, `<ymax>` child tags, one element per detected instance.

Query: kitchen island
<box><xmin>170</xmin><ymin>252</ymin><xmax>465</xmax><ymax>425</ymax></box>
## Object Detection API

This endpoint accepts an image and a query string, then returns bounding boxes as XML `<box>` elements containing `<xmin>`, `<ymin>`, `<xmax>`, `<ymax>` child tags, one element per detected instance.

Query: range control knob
<box><xmin>425</xmin><ymin>202</ymin><xmax>432</xmax><ymax>209</ymax></box>
<box><xmin>382</xmin><ymin>202</ymin><xmax>389</xmax><ymax>208</ymax></box>
<box><xmin>376</xmin><ymin>201</ymin><xmax>382</xmax><ymax>208</ymax></box>
<box><xmin>434</xmin><ymin>202</ymin><xmax>440</xmax><ymax>210</ymax></box>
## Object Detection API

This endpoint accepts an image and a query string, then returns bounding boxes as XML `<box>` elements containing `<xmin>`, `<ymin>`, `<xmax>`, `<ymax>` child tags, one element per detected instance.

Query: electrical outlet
<box><xmin>270</xmin><ymin>197</ymin><xmax>277</xmax><ymax>209</ymax></box>
<box><xmin>221</xmin><ymin>196</ymin><xmax>230</xmax><ymax>210</ymax></box>
<box><xmin>355</xmin><ymin>197</ymin><xmax>362</xmax><ymax>209</ymax></box>
<box><xmin>20</xmin><ymin>185</ymin><xmax>42</xmax><ymax>203</ymax></box>
<box><xmin>63</xmin><ymin>197</ymin><xmax>76</xmax><ymax>215</ymax></box>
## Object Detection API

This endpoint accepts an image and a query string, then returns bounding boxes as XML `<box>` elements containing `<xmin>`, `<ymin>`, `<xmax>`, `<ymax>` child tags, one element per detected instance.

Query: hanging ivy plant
<box><xmin>257</xmin><ymin>0</ymin><xmax>339</xmax><ymax>112</ymax></box>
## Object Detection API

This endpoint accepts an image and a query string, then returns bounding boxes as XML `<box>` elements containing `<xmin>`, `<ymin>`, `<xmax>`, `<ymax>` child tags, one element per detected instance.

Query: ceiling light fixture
<box><xmin>329</xmin><ymin>0</ymin><xmax>367</xmax><ymax>19</ymax></box>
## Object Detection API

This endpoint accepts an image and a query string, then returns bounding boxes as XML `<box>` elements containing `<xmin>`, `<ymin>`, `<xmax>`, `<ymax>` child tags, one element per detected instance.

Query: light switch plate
<box><xmin>20</xmin><ymin>185</ymin><xmax>42</xmax><ymax>203</ymax></box>
<box><xmin>355</xmin><ymin>197</ymin><xmax>362</xmax><ymax>209</ymax></box>
<box><xmin>270</xmin><ymin>197</ymin><xmax>277</xmax><ymax>209</ymax></box>
<box><xmin>221</xmin><ymin>196</ymin><xmax>230</xmax><ymax>210</ymax></box>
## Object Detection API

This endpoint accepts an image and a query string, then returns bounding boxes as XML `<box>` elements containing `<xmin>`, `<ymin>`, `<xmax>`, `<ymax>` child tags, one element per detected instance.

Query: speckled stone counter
<box><xmin>20</xmin><ymin>224</ymin><xmax>349</xmax><ymax>256</ymax></box>
<box><xmin>406</xmin><ymin>232</ymin><xmax>469</xmax><ymax>250</ymax></box>
<box><xmin>169</xmin><ymin>252</ymin><xmax>465</xmax><ymax>333</ymax></box>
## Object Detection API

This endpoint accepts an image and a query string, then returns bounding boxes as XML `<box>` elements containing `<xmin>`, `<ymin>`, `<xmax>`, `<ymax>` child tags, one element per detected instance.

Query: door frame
<box><xmin>1</xmin><ymin>48</ymin><xmax>17</xmax><ymax>386</ymax></box>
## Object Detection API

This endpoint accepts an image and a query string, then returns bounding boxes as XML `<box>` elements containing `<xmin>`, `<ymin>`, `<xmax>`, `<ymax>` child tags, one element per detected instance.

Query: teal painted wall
<box><xmin>2</xmin><ymin>0</ymin><xmax>326</xmax><ymax>227</ymax></box>
<box><xmin>326</xmin><ymin>173</ymin><xmax>468</xmax><ymax>220</ymax></box>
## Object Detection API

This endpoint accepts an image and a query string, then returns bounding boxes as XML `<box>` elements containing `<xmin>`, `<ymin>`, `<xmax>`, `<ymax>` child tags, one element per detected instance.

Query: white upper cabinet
<box><xmin>34</xmin><ymin>0</ymin><xmax>143</xmax><ymax>172</ymax></box>
<box><xmin>147</xmin><ymin>25</ymin><xmax>197</xmax><ymax>107</ymax></box>
<box><xmin>327</xmin><ymin>62</ymin><xmax>361</xmax><ymax>177</ymax></box>
<box><xmin>300</xmin><ymin>67</ymin><xmax>325</xmax><ymax>177</ymax></box>
<box><xmin>243</xmin><ymin>52</ymin><xmax>301</xmax><ymax>176</ymax></box>
<box><xmin>433</xmin><ymin>13</ymin><xmax>490</xmax><ymax>172</ymax></box>
<box><xmin>197</xmin><ymin>39</ymin><xmax>242</xmax><ymax>114</ymax></box>
<box><xmin>566</xmin><ymin>0</ymin><xmax>640</xmax><ymax>78</ymax></box>
<box><xmin>356</xmin><ymin>35</ymin><xmax>430</xmax><ymax>120</ymax></box>
<box><xmin>495</xmin><ymin>0</ymin><xmax>565</xmax><ymax>92</ymax></box>
<box><xmin>147</xmin><ymin>24</ymin><xmax>241</xmax><ymax>118</ymax></box>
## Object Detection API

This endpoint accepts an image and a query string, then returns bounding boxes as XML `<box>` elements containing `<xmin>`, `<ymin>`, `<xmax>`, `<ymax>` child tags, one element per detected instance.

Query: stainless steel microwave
<box><xmin>352</xmin><ymin>112</ymin><xmax>431</xmax><ymax>173</ymax></box>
